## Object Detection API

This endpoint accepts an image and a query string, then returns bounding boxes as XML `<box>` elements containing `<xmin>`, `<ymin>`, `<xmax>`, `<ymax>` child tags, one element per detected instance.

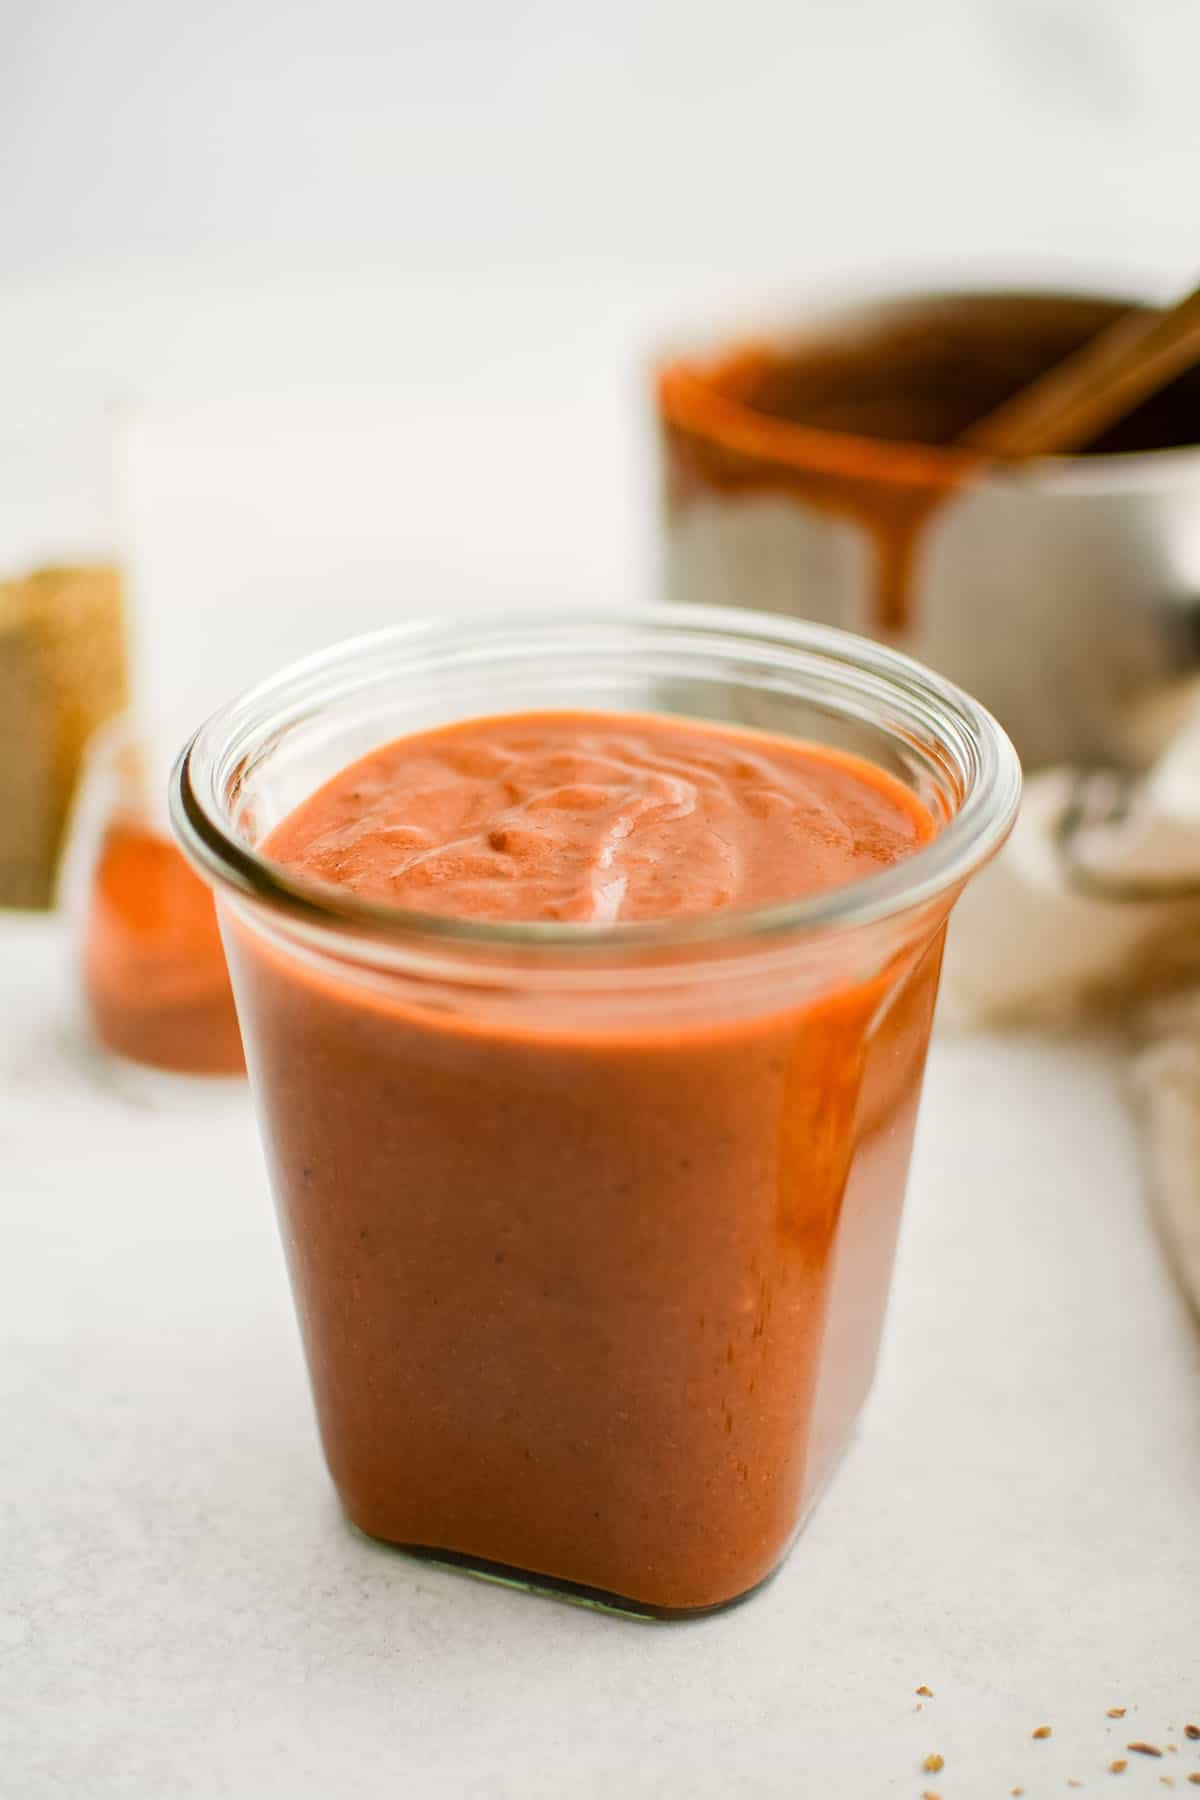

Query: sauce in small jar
<box><xmin>83</xmin><ymin>814</ymin><xmax>243</xmax><ymax>1075</ymax></box>
<box><xmin>65</xmin><ymin>719</ymin><xmax>243</xmax><ymax>1077</ymax></box>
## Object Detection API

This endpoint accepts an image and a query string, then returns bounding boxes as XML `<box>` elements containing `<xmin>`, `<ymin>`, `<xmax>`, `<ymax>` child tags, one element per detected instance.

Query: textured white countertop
<box><xmin>4</xmin><ymin>913</ymin><xmax>1198</xmax><ymax>1798</ymax></box>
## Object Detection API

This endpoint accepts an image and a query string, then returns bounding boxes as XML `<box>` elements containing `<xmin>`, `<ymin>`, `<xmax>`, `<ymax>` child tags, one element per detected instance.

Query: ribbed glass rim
<box><xmin>170</xmin><ymin>604</ymin><xmax>1021</xmax><ymax>955</ymax></box>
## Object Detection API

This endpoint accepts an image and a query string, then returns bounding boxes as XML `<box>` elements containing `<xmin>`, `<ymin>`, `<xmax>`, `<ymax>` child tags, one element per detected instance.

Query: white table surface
<box><xmin>4</xmin><ymin>913</ymin><xmax>1198</xmax><ymax>1799</ymax></box>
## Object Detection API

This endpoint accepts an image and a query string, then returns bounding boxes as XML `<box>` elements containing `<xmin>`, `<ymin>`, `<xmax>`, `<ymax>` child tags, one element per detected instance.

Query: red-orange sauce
<box><xmin>83</xmin><ymin>820</ymin><xmax>244</xmax><ymax>1075</ymax></box>
<box><xmin>265</xmin><ymin>711</ymin><xmax>933</xmax><ymax>920</ymax></box>
<box><xmin>231</xmin><ymin>710</ymin><xmax>944</xmax><ymax>1612</ymax></box>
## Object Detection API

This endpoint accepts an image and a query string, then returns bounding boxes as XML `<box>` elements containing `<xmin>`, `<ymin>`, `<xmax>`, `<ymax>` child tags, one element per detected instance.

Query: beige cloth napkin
<box><xmin>940</xmin><ymin>682</ymin><xmax>1200</xmax><ymax>1314</ymax></box>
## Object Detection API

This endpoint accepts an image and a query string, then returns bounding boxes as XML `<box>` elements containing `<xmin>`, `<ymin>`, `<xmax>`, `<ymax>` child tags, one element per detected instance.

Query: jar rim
<box><xmin>169</xmin><ymin>604</ymin><xmax>1021</xmax><ymax>956</ymax></box>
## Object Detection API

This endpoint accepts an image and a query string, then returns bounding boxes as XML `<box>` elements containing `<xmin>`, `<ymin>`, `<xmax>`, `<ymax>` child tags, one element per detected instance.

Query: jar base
<box><xmin>339</xmin><ymin>1423</ymin><xmax>864</xmax><ymax>1619</ymax></box>
<box><xmin>344</xmin><ymin>1524</ymin><xmax>785</xmax><ymax>1622</ymax></box>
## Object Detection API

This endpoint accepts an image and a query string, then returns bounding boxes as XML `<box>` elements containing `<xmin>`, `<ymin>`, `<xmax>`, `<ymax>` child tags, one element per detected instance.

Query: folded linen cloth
<box><xmin>940</xmin><ymin>680</ymin><xmax>1200</xmax><ymax>1313</ymax></box>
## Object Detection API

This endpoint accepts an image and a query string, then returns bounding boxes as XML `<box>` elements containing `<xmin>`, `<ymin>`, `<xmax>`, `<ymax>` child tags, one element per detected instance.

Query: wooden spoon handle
<box><xmin>960</xmin><ymin>282</ymin><xmax>1200</xmax><ymax>459</ymax></box>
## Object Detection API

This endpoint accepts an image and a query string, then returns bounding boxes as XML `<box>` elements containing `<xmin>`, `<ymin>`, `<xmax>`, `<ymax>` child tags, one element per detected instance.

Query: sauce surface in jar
<box><xmin>240</xmin><ymin>710</ymin><xmax>941</xmax><ymax>1613</ymax></box>
<box><xmin>264</xmin><ymin>710</ymin><xmax>933</xmax><ymax>923</ymax></box>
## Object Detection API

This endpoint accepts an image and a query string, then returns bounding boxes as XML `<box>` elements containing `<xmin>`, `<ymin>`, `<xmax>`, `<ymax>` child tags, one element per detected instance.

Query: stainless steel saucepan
<box><xmin>659</xmin><ymin>290</ymin><xmax>1200</xmax><ymax>770</ymax></box>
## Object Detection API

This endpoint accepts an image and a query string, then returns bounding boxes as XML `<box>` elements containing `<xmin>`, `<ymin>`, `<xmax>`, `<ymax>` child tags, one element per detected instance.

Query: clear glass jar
<box><xmin>60</xmin><ymin>713</ymin><xmax>244</xmax><ymax>1086</ymax></box>
<box><xmin>171</xmin><ymin>605</ymin><xmax>1019</xmax><ymax>1618</ymax></box>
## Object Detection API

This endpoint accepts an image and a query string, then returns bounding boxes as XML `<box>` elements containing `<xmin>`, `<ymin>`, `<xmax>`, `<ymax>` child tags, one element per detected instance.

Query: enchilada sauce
<box><xmin>234</xmin><ymin>710</ymin><xmax>942</xmax><ymax>1611</ymax></box>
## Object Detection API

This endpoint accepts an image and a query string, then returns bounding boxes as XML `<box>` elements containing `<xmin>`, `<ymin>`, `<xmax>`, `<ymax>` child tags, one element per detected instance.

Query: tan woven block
<box><xmin>0</xmin><ymin>564</ymin><xmax>128</xmax><ymax>908</ymax></box>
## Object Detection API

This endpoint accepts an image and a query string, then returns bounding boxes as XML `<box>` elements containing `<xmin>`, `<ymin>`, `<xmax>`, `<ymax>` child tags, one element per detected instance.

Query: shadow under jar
<box><xmin>171</xmin><ymin>606</ymin><xmax>1019</xmax><ymax>1618</ymax></box>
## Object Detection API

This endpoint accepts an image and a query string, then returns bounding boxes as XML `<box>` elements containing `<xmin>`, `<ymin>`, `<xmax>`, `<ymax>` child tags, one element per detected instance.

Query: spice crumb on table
<box><xmin>1130</xmin><ymin>1743</ymin><xmax>1164</xmax><ymax>1757</ymax></box>
<box><xmin>1108</xmin><ymin>1709</ymin><xmax>1128</xmax><ymax>1719</ymax></box>
<box><xmin>1185</xmin><ymin>1726</ymin><xmax>1200</xmax><ymax>1740</ymax></box>
<box><xmin>922</xmin><ymin>1753</ymin><xmax>944</xmax><ymax>1773</ymax></box>
<box><xmin>1110</xmin><ymin>1761</ymin><xmax>1127</xmax><ymax>1774</ymax></box>
<box><xmin>1033</xmin><ymin>1725</ymin><xmax>1054</xmax><ymax>1740</ymax></box>
<box><xmin>915</xmin><ymin>1685</ymin><xmax>933</xmax><ymax>1697</ymax></box>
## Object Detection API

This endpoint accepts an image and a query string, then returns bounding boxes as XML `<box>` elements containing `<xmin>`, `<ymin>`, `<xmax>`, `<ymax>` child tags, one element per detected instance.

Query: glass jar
<box><xmin>171</xmin><ymin>605</ymin><xmax>1019</xmax><ymax>1617</ymax></box>
<box><xmin>60</xmin><ymin>714</ymin><xmax>244</xmax><ymax>1084</ymax></box>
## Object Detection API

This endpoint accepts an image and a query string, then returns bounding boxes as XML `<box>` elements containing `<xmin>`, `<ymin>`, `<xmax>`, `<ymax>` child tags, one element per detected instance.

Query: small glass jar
<box><xmin>171</xmin><ymin>605</ymin><xmax>1019</xmax><ymax>1617</ymax></box>
<box><xmin>61</xmin><ymin>714</ymin><xmax>244</xmax><ymax>1084</ymax></box>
